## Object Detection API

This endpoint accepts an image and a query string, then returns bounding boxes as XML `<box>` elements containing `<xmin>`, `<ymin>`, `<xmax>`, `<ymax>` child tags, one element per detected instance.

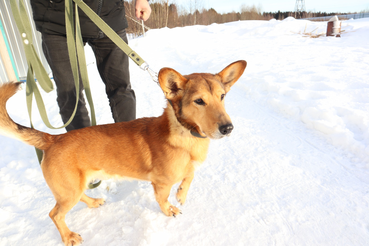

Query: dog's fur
<box><xmin>0</xmin><ymin>60</ymin><xmax>246</xmax><ymax>246</ymax></box>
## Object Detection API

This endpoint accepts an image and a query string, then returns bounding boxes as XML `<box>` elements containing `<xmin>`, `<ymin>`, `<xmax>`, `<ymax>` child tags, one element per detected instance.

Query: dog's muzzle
<box><xmin>219</xmin><ymin>123</ymin><xmax>234</xmax><ymax>136</ymax></box>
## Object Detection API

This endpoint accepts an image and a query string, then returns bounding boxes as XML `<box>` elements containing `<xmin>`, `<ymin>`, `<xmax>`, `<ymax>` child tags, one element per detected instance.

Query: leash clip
<box><xmin>140</xmin><ymin>62</ymin><xmax>159</xmax><ymax>85</ymax></box>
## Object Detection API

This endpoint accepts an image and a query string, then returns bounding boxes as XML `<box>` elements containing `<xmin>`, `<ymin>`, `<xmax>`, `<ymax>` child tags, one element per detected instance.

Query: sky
<box><xmin>175</xmin><ymin>0</ymin><xmax>369</xmax><ymax>14</ymax></box>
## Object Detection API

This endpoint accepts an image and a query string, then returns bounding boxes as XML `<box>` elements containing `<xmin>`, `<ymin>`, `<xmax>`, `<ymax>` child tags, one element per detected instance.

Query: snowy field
<box><xmin>1</xmin><ymin>17</ymin><xmax>369</xmax><ymax>245</ymax></box>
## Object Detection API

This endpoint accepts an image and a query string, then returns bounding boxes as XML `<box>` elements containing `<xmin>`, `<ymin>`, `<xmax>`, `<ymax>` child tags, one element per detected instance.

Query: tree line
<box><xmin>124</xmin><ymin>1</ymin><xmax>266</xmax><ymax>35</ymax></box>
<box><xmin>263</xmin><ymin>11</ymin><xmax>356</xmax><ymax>20</ymax></box>
<box><xmin>123</xmin><ymin>0</ymin><xmax>361</xmax><ymax>35</ymax></box>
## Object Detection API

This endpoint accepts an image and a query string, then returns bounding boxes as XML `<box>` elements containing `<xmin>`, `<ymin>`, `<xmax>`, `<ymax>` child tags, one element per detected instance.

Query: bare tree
<box><xmin>240</xmin><ymin>4</ymin><xmax>263</xmax><ymax>20</ymax></box>
<box><xmin>193</xmin><ymin>0</ymin><xmax>203</xmax><ymax>24</ymax></box>
<box><xmin>165</xmin><ymin>0</ymin><xmax>169</xmax><ymax>27</ymax></box>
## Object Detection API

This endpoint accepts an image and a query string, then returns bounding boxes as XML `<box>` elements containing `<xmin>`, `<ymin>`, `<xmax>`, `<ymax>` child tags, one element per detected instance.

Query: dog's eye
<box><xmin>221</xmin><ymin>94</ymin><xmax>225</xmax><ymax>101</ymax></box>
<box><xmin>194</xmin><ymin>98</ymin><xmax>205</xmax><ymax>106</ymax></box>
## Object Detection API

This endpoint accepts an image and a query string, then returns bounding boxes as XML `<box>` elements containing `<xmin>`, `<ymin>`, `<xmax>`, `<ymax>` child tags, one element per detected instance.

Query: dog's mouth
<box><xmin>190</xmin><ymin>130</ymin><xmax>207</xmax><ymax>138</ymax></box>
<box><xmin>190</xmin><ymin>123</ymin><xmax>235</xmax><ymax>139</ymax></box>
<box><xmin>190</xmin><ymin>128</ymin><xmax>207</xmax><ymax>139</ymax></box>
<box><xmin>210</xmin><ymin>131</ymin><xmax>231</xmax><ymax>139</ymax></box>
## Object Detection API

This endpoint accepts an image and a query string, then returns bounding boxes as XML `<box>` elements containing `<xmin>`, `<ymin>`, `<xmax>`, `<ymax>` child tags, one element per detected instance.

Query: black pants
<box><xmin>41</xmin><ymin>30</ymin><xmax>135</xmax><ymax>131</ymax></box>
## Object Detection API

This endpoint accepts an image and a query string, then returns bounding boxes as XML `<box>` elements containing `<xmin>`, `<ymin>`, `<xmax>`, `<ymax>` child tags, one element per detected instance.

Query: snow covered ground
<box><xmin>1</xmin><ymin>17</ymin><xmax>369</xmax><ymax>245</ymax></box>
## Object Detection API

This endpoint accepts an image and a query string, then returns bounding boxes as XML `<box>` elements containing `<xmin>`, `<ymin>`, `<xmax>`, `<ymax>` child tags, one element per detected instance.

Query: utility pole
<box><xmin>294</xmin><ymin>0</ymin><xmax>306</xmax><ymax>19</ymax></box>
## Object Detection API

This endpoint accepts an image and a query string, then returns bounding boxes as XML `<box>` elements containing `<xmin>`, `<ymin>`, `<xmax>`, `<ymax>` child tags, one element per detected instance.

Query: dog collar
<box><xmin>167</xmin><ymin>99</ymin><xmax>207</xmax><ymax>139</ymax></box>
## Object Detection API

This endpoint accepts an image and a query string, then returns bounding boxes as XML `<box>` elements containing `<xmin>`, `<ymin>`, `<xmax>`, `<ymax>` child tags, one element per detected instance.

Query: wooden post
<box><xmin>0</xmin><ymin>27</ymin><xmax>17</xmax><ymax>82</ymax></box>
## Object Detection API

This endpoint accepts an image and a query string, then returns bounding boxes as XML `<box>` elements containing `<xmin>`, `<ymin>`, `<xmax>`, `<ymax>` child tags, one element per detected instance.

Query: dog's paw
<box><xmin>169</xmin><ymin>205</ymin><xmax>182</xmax><ymax>217</ymax></box>
<box><xmin>64</xmin><ymin>232</ymin><xmax>83</xmax><ymax>246</ymax></box>
<box><xmin>176</xmin><ymin>186</ymin><xmax>187</xmax><ymax>205</ymax></box>
<box><xmin>162</xmin><ymin>204</ymin><xmax>182</xmax><ymax>217</ymax></box>
<box><xmin>88</xmin><ymin>198</ymin><xmax>105</xmax><ymax>208</ymax></box>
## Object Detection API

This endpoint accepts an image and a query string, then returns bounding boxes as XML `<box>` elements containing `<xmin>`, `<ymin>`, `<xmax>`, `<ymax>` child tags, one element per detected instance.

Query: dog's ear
<box><xmin>217</xmin><ymin>60</ymin><xmax>247</xmax><ymax>93</ymax></box>
<box><xmin>158</xmin><ymin>68</ymin><xmax>188</xmax><ymax>100</ymax></box>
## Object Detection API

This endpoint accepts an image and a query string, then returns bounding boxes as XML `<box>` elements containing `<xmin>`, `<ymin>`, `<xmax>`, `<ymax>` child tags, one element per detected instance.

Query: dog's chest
<box><xmin>170</xmin><ymin>139</ymin><xmax>209</xmax><ymax>171</ymax></box>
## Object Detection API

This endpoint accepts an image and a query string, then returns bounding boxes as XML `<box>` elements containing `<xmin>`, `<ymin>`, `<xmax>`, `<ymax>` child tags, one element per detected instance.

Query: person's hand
<box><xmin>135</xmin><ymin>0</ymin><xmax>151</xmax><ymax>21</ymax></box>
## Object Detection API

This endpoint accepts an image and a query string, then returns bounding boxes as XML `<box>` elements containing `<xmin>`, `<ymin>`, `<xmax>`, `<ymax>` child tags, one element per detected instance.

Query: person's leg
<box><xmin>42</xmin><ymin>33</ymin><xmax>91</xmax><ymax>131</ymax></box>
<box><xmin>88</xmin><ymin>29</ymin><xmax>136</xmax><ymax>122</ymax></box>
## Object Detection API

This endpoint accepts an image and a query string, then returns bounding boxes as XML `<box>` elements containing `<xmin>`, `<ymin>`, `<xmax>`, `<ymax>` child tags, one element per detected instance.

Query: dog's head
<box><xmin>158</xmin><ymin>60</ymin><xmax>247</xmax><ymax>139</ymax></box>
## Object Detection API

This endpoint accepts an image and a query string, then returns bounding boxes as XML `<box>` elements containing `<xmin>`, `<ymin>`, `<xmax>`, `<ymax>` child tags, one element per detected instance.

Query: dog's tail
<box><xmin>0</xmin><ymin>82</ymin><xmax>53</xmax><ymax>150</ymax></box>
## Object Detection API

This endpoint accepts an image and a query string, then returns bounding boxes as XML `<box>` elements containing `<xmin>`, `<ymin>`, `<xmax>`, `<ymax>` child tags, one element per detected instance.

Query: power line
<box><xmin>294</xmin><ymin>0</ymin><xmax>306</xmax><ymax>19</ymax></box>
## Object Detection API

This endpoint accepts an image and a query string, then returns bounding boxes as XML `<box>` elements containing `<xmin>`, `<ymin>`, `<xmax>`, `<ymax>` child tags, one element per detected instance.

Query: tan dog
<box><xmin>0</xmin><ymin>60</ymin><xmax>246</xmax><ymax>246</ymax></box>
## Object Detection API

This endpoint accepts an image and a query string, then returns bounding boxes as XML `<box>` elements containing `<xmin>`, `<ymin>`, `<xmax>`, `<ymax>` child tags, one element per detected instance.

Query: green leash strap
<box><xmin>65</xmin><ymin>0</ymin><xmax>96</xmax><ymax>126</ymax></box>
<box><xmin>10</xmin><ymin>0</ymin><xmax>86</xmax><ymax>130</ymax></box>
<box><xmin>73</xmin><ymin>0</ymin><xmax>145</xmax><ymax>67</ymax></box>
<box><xmin>10</xmin><ymin>0</ymin><xmax>150</xmax><ymax>133</ymax></box>
<box><xmin>10</xmin><ymin>0</ymin><xmax>97</xmax><ymax>163</ymax></box>
<box><xmin>73</xmin><ymin>0</ymin><xmax>159</xmax><ymax>84</ymax></box>
<box><xmin>9</xmin><ymin>1</ymin><xmax>53</xmax><ymax>93</ymax></box>
<box><xmin>73</xmin><ymin>2</ymin><xmax>96</xmax><ymax>126</ymax></box>
<box><xmin>10</xmin><ymin>0</ymin><xmax>99</xmax><ymax>188</ymax></box>
<box><xmin>25</xmin><ymin>65</ymin><xmax>44</xmax><ymax>163</ymax></box>
<box><xmin>10</xmin><ymin>0</ymin><xmax>154</xmax><ymax>188</ymax></box>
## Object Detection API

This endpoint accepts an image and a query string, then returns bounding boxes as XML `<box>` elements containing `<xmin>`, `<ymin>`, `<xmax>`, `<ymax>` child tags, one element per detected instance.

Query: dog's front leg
<box><xmin>176</xmin><ymin>167</ymin><xmax>195</xmax><ymax>205</ymax></box>
<box><xmin>152</xmin><ymin>182</ymin><xmax>181</xmax><ymax>217</ymax></box>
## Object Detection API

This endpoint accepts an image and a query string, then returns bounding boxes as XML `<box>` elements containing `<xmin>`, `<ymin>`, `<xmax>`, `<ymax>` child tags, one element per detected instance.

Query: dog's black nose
<box><xmin>219</xmin><ymin>124</ymin><xmax>234</xmax><ymax>135</ymax></box>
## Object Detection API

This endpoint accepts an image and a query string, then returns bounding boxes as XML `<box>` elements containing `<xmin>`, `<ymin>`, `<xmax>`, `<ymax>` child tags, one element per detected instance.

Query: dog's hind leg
<box><xmin>43</xmin><ymin>163</ymin><xmax>85</xmax><ymax>245</ymax></box>
<box><xmin>80</xmin><ymin>193</ymin><xmax>105</xmax><ymax>208</ymax></box>
<box><xmin>49</xmin><ymin>197</ymin><xmax>83</xmax><ymax>246</ymax></box>
<box><xmin>152</xmin><ymin>182</ymin><xmax>181</xmax><ymax>217</ymax></box>
<box><xmin>176</xmin><ymin>169</ymin><xmax>195</xmax><ymax>206</ymax></box>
